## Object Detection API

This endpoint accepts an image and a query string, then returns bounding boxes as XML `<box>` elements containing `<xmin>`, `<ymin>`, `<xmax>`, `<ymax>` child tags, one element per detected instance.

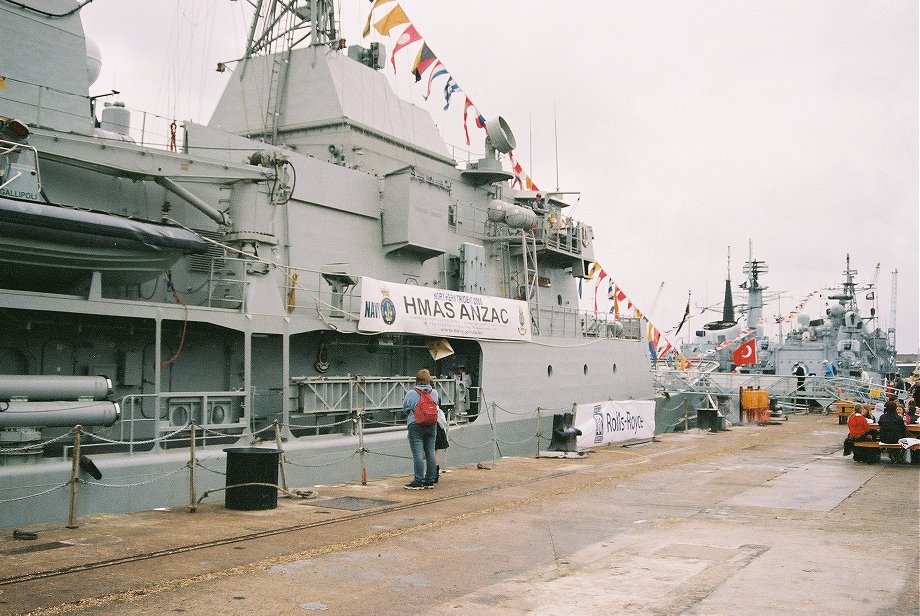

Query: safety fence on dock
<box><xmin>0</xmin><ymin>401</ymin><xmax>580</xmax><ymax>529</ymax></box>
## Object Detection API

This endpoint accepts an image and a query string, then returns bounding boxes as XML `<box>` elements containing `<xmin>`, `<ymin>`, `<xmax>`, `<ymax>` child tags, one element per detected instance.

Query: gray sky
<box><xmin>81</xmin><ymin>0</ymin><xmax>918</xmax><ymax>353</ymax></box>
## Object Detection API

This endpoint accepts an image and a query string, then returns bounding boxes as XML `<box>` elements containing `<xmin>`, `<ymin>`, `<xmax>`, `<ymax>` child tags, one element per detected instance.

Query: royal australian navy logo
<box><xmin>380</xmin><ymin>298</ymin><xmax>396</xmax><ymax>325</ymax></box>
<box><xmin>363</xmin><ymin>286</ymin><xmax>396</xmax><ymax>326</ymax></box>
<box><xmin>518</xmin><ymin>307</ymin><xmax>527</xmax><ymax>336</ymax></box>
<box><xmin>380</xmin><ymin>287</ymin><xmax>396</xmax><ymax>325</ymax></box>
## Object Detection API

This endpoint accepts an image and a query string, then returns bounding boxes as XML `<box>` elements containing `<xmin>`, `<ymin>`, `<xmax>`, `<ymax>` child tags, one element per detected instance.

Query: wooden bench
<box><xmin>852</xmin><ymin>440</ymin><xmax>920</xmax><ymax>464</ymax></box>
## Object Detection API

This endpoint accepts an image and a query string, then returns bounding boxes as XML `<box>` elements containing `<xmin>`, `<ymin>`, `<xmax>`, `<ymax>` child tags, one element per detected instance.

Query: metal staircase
<box><xmin>520</xmin><ymin>234</ymin><xmax>540</xmax><ymax>334</ymax></box>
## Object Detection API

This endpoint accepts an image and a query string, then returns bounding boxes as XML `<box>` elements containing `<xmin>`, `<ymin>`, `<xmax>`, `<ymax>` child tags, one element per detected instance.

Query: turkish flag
<box><xmin>732</xmin><ymin>338</ymin><xmax>757</xmax><ymax>366</ymax></box>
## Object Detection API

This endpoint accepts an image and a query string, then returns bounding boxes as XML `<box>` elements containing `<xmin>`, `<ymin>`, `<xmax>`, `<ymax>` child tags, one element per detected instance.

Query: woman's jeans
<box><xmin>407</xmin><ymin>423</ymin><xmax>437</xmax><ymax>483</ymax></box>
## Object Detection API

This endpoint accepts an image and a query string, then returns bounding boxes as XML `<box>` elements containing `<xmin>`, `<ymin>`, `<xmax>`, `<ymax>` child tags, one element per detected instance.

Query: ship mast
<box><xmin>721</xmin><ymin>246</ymin><xmax>735</xmax><ymax>324</ymax></box>
<box><xmin>238</xmin><ymin>0</ymin><xmax>338</xmax><ymax>144</ymax></box>
<box><xmin>888</xmin><ymin>269</ymin><xmax>897</xmax><ymax>356</ymax></box>
<box><xmin>741</xmin><ymin>240</ymin><xmax>768</xmax><ymax>338</ymax></box>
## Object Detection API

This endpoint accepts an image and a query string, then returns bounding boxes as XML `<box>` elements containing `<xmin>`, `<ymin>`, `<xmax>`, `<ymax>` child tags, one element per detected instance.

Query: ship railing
<box><xmin>280</xmin><ymin>269</ymin><xmax>363</xmax><ymax>322</ymax></box>
<box><xmin>206</xmin><ymin>256</ymin><xmax>249</xmax><ymax>310</ymax></box>
<box><xmin>289</xmin><ymin>375</ymin><xmax>462</xmax><ymax>434</ymax></box>
<box><xmin>576</xmin><ymin>312</ymin><xmax>642</xmax><ymax>340</ymax></box>
<box><xmin>0</xmin><ymin>140</ymin><xmax>42</xmax><ymax>194</ymax></box>
<box><xmin>0</xmin><ymin>76</ymin><xmax>99</xmax><ymax>134</ymax></box>
<box><xmin>652</xmin><ymin>361</ymin><xmax>719</xmax><ymax>388</ymax></box>
<box><xmin>100</xmin><ymin>391</ymin><xmax>249</xmax><ymax>453</ymax></box>
<box><xmin>95</xmin><ymin>106</ymin><xmax>183</xmax><ymax>150</ymax></box>
<box><xmin>6</xmin><ymin>74</ymin><xmax>185</xmax><ymax>151</ymax></box>
<box><xmin>534</xmin><ymin>220</ymin><xmax>586</xmax><ymax>257</ymax></box>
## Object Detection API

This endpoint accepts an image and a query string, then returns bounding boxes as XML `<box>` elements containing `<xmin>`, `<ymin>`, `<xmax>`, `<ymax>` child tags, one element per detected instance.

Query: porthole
<box><xmin>547</xmin><ymin>365</ymin><xmax>553</xmax><ymax>378</ymax></box>
<box><xmin>583</xmin><ymin>364</ymin><xmax>589</xmax><ymax>375</ymax></box>
<box><xmin>612</xmin><ymin>363</ymin><xmax>618</xmax><ymax>374</ymax></box>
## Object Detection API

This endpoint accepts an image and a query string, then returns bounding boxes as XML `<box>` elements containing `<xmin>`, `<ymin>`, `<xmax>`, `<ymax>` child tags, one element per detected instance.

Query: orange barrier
<box><xmin>740</xmin><ymin>387</ymin><xmax>770</xmax><ymax>423</ymax></box>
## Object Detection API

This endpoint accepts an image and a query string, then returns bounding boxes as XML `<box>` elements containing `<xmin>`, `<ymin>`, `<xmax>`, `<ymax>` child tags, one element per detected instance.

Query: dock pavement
<box><xmin>0</xmin><ymin>413</ymin><xmax>917</xmax><ymax>615</ymax></box>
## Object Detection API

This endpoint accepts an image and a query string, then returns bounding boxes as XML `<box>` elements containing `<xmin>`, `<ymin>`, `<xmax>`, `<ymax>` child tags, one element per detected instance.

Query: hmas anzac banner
<box><xmin>573</xmin><ymin>400</ymin><xmax>656</xmax><ymax>448</ymax></box>
<box><xmin>359</xmin><ymin>277</ymin><xmax>531</xmax><ymax>341</ymax></box>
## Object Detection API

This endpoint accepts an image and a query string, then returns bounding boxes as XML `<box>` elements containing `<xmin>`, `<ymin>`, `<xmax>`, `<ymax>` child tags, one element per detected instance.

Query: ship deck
<box><xmin>1</xmin><ymin>413</ymin><xmax>917</xmax><ymax>615</ymax></box>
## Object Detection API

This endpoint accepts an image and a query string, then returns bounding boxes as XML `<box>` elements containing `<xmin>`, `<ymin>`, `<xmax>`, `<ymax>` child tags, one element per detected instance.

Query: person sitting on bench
<box><xmin>878</xmin><ymin>400</ymin><xmax>907</xmax><ymax>463</ymax></box>
<box><xmin>844</xmin><ymin>406</ymin><xmax>873</xmax><ymax>456</ymax></box>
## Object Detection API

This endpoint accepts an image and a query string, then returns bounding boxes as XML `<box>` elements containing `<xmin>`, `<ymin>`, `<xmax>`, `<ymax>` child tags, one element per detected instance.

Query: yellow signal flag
<box><xmin>362</xmin><ymin>0</ymin><xmax>396</xmax><ymax>38</ymax></box>
<box><xmin>373</xmin><ymin>5</ymin><xmax>410</xmax><ymax>37</ymax></box>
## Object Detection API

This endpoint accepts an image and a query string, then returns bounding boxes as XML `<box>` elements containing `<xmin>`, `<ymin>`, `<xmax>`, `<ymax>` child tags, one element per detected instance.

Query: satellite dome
<box><xmin>85</xmin><ymin>37</ymin><xmax>103</xmax><ymax>86</ymax></box>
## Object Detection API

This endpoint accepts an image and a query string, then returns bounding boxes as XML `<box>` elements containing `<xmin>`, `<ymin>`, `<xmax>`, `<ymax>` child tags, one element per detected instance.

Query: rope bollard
<box><xmin>274</xmin><ymin>420</ymin><xmax>288</xmax><ymax>492</ymax></box>
<box><xmin>356</xmin><ymin>410</ymin><xmax>367</xmax><ymax>485</ymax></box>
<box><xmin>188</xmin><ymin>422</ymin><xmax>197</xmax><ymax>513</ymax></box>
<box><xmin>535</xmin><ymin>407</ymin><xmax>541</xmax><ymax>457</ymax></box>
<box><xmin>491</xmin><ymin>402</ymin><xmax>498</xmax><ymax>462</ymax></box>
<box><xmin>66</xmin><ymin>425</ymin><xmax>82</xmax><ymax>529</ymax></box>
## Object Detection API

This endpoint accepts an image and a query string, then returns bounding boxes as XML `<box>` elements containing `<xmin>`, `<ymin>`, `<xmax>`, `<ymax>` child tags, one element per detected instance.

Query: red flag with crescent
<box><xmin>731</xmin><ymin>338</ymin><xmax>757</xmax><ymax>366</ymax></box>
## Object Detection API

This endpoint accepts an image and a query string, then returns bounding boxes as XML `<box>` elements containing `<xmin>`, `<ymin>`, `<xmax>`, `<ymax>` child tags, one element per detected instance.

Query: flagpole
<box><xmin>553</xmin><ymin>103</ymin><xmax>559</xmax><ymax>191</ymax></box>
<box><xmin>529</xmin><ymin>111</ymin><xmax>533</xmax><ymax>181</ymax></box>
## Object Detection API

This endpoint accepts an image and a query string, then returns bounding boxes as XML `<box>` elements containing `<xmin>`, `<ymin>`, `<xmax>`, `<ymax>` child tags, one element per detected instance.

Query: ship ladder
<box><xmin>521</xmin><ymin>234</ymin><xmax>540</xmax><ymax>334</ymax></box>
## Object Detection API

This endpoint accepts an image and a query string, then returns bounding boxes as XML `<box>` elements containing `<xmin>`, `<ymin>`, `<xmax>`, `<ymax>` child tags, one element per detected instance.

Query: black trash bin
<box><xmin>697</xmin><ymin>408</ymin><xmax>723</xmax><ymax>432</ymax></box>
<box><xmin>223</xmin><ymin>447</ymin><xmax>281</xmax><ymax>510</ymax></box>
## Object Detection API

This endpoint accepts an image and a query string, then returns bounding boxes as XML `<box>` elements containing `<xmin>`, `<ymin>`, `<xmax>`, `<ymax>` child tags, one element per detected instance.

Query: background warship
<box><xmin>657</xmin><ymin>249</ymin><xmax>900</xmax><ymax>421</ymax></box>
<box><xmin>680</xmin><ymin>251</ymin><xmax>897</xmax><ymax>382</ymax></box>
<box><xmin>0</xmin><ymin>0</ymin><xmax>671</xmax><ymax>528</ymax></box>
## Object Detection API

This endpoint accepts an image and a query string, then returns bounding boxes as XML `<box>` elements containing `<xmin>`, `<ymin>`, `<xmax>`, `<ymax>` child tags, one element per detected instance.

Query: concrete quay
<box><xmin>0</xmin><ymin>413</ymin><xmax>917</xmax><ymax>615</ymax></box>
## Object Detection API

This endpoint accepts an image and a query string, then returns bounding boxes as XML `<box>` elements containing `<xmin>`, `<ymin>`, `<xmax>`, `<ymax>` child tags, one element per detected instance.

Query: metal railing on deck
<box><xmin>115</xmin><ymin>391</ymin><xmax>248</xmax><ymax>452</ymax></box>
<box><xmin>291</xmin><ymin>375</ymin><xmax>461</xmax><ymax>417</ymax></box>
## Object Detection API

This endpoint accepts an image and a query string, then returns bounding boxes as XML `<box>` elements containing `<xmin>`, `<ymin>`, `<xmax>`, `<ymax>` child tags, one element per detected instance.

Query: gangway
<box><xmin>655</xmin><ymin>366</ymin><xmax>890</xmax><ymax>415</ymax></box>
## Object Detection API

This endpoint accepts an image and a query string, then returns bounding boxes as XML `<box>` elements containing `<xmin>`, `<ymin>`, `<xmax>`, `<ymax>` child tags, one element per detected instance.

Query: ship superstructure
<box><xmin>0</xmin><ymin>1</ymin><xmax>656</xmax><ymax>527</ymax></box>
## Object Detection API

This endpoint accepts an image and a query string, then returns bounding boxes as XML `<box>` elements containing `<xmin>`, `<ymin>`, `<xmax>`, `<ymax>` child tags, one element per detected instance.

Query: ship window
<box><xmin>583</xmin><ymin>364</ymin><xmax>588</xmax><ymax>375</ymax></box>
<box><xmin>612</xmin><ymin>363</ymin><xmax>617</xmax><ymax>374</ymax></box>
<box><xmin>557</xmin><ymin>294</ymin><xmax>563</xmax><ymax>306</ymax></box>
<box><xmin>547</xmin><ymin>365</ymin><xmax>553</xmax><ymax>378</ymax></box>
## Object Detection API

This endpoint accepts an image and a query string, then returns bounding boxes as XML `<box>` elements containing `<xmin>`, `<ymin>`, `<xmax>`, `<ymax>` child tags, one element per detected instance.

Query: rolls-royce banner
<box><xmin>358</xmin><ymin>277</ymin><xmax>532</xmax><ymax>341</ymax></box>
<box><xmin>573</xmin><ymin>400</ymin><xmax>656</xmax><ymax>448</ymax></box>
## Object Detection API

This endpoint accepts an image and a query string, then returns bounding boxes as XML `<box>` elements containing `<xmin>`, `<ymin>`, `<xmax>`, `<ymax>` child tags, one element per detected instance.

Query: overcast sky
<box><xmin>81</xmin><ymin>0</ymin><xmax>918</xmax><ymax>354</ymax></box>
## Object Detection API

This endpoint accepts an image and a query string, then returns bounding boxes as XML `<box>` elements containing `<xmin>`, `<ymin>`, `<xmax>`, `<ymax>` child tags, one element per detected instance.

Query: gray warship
<box><xmin>0</xmin><ymin>1</ymin><xmax>665</xmax><ymax>528</ymax></box>
<box><xmin>680</xmin><ymin>253</ymin><xmax>896</xmax><ymax>381</ymax></box>
<box><xmin>660</xmin><ymin>250</ymin><xmax>898</xmax><ymax>419</ymax></box>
